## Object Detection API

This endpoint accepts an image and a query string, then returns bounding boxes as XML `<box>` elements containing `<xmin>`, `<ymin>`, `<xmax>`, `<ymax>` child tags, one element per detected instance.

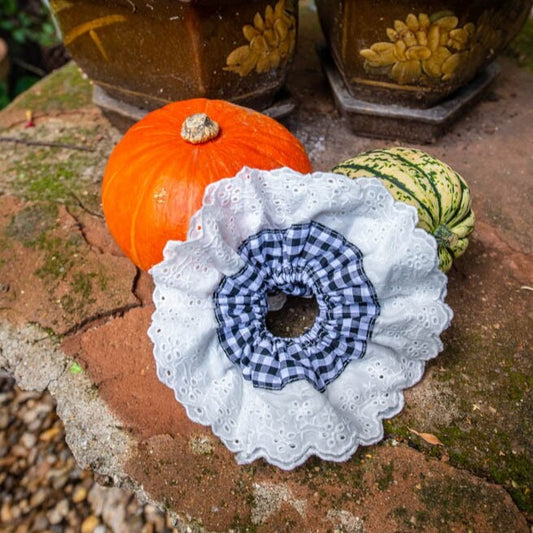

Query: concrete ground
<box><xmin>0</xmin><ymin>5</ymin><xmax>532</xmax><ymax>533</ymax></box>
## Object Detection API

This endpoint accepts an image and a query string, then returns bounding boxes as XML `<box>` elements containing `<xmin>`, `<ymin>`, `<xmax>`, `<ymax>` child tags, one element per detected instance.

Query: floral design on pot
<box><xmin>359</xmin><ymin>10</ymin><xmax>504</xmax><ymax>85</ymax></box>
<box><xmin>48</xmin><ymin>0</ymin><xmax>299</xmax><ymax>113</ymax></box>
<box><xmin>225</xmin><ymin>0</ymin><xmax>296</xmax><ymax>76</ymax></box>
<box><xmin>315</xmin><ymin>0</ymin><xmax>532</xmax><ymax>107</ymax></box>
<box><xmin>53</xmin><ymin>11</ymin><xmax>127</xmax><ymax>62</ymax></box>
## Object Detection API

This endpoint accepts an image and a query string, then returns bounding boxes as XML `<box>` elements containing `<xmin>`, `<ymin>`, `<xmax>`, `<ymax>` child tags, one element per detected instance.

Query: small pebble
<box><xmin>31</xmin><ymin>512</ymin><xmax>49</xmax><ymax>530</ymax></box>
<box><xmin>47</xmin><ymin>498</ymin><xmax>69</xmax><ymax>524</ymax></box>
<box><xmin>20</xmin><ymin>431</ymin><xmax>37</xmax><ymax>449</ymax></box>
<box><xmin>141</xmin><ymin>523</ymin><xmax>155</xmax><ymax>533</ymax></box>
<box><xmin>1</xmin><ymin>501</ymin><xmax>13</xmax><ymax>523</ymax></box>
<box><xmin>81</xmin><ymin>515</ymin><xmax>100</xmax><ymax>533</ymax></box>
<box><xmin>1</xmin><ymin>376</ymin><xmax>174</xmax><ymax>532</ymax></box>
<box><xmin>0</xmin><ymin>411</ymin><xmax>9</xmax><ymax>430</ymax></box>
<box><xmin>72</xmin><ymin>486</ymin><xmax>88</xmax><ymax>503</ymax></box>
<box><xmin>40</xmin><ymin>426</ymin><xmax>62</xmax><ymax>442</ymax></box>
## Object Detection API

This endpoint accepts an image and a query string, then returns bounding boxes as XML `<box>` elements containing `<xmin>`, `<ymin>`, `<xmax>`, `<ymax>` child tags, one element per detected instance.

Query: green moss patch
<box><xmin>32</xmin><ymin>233</ymin><xmax>84</xmax><ymax>282</ymax></box>
<box><xmin>376</xmin><ymin>460</ymin><xmax>395</xmax><ymax>491</ymax></box>
<box><xmin>4</xmin><ymin>202</ymin><xmax>58</xmax><ymax>243</ymax></box>
<box><xmin>386</xmin><ymin>315</ymin><xmax>533</xmax><ymax>516</ymax></box>
<box><xmin>419</xmin><ymin>476</ymin><xmax>519</xmax><ymax>532</ymax></box>
<box><xmin>5</xmin><ymin>141</ymin><xmax>102</xmax><ymax>214</ymax></box>
<box><xmin>7</xmin><ymin>62</ymin><xmax>93</xmax><ymax>113</ymax></box>
<box><xmin>0</xmin><ymin>90</ymin><xmax>136</xmax><ymax>335</ymax></box>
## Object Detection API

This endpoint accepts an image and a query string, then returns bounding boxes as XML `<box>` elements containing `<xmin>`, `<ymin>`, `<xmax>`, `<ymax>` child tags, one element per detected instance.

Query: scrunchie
<box><xmin>149</xmin><ymin>167</ymin><xmax>452</xmax><ymax>470</ymax></box>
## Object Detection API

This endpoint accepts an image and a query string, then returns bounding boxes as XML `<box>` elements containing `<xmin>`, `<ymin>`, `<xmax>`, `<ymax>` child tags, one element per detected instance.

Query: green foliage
<box><xmin>505</xmin><ymin>18</ymin><xmax>533</xmax><ymax>71</ymax></box>
<box><xmin>0</xmin><ymin>81</ymin><xmax>9</xmax><ymax>108</ymax></box>
<box><xmin>13</xmin><ymin>74</ymin><xmax>39</xmax><ymax>94</ymax></box>
<box><xmin>0</xmin><ymin>0</ymin><xmax>58</xmax><ymax>48</ymax></box>
<box><xmin>0</xmin><ymin>0</ymin><xmax>61</xmax><ymax>108</ymax></box>
<box><xmin>69</xmin><ymin>361</ymin><xmax>83</xmax><ymax>374</ymax></box>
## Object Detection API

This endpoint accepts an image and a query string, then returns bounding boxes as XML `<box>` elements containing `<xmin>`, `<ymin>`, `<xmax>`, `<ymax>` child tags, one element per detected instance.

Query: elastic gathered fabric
<box><xmin>214</xmin><ymin>221</ymin><xmax>380</xmax><ymax>392</ymax></box>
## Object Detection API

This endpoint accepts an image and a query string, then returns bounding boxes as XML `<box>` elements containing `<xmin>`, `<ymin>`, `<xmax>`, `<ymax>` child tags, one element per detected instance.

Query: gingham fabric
<box><xmin>213</xmin><ymin>221</ymin><xmax>380</xmax><ymax>392</ymax></box>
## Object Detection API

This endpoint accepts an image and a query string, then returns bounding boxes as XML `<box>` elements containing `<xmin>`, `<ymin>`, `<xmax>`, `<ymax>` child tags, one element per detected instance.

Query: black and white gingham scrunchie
<box><xmin>214</xmin><ymin>221</ymin><xmax>380</xmax><ymax>392</ymax></box>
<box><xmin>150</xmin><ymin>169</ymin><xmax>453</xmax><ymax>469</ymax></box>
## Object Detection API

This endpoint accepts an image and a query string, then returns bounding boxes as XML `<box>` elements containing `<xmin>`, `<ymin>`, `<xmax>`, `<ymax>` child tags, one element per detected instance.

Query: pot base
<box><xmin>319</xmin><ymin>47</ymin><xmax>501</xmax><ymax>144</ymax></box>
<box><xmin>93</xmin><ymin>86</ymin><xmax>297</xmax><ymax>133</ymax></box>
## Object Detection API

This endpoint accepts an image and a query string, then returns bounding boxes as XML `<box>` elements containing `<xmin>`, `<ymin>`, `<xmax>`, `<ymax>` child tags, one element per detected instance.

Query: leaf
<box><xmin>408</xmin><ymin>427</ymin><xmax>444</xmax><ymax>446</ymax></box>
<box><xmin>69</xmin><ymin>361</ymin><xmax>83</xmax><ymax>374</ymax></box>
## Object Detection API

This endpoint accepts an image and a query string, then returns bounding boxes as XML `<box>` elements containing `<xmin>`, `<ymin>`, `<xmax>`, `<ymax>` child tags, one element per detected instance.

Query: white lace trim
<box><xmin>148</xmin><ymin>167</ymin><xmax>453</xmax><ymax>470</ymax></box>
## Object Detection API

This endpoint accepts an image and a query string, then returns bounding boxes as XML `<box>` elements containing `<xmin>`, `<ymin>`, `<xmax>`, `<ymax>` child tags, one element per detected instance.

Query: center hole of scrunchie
<box><xmin>265</xmin><ymin>294</ymin><xmax>319</xmax><ymax>338</ymax></box>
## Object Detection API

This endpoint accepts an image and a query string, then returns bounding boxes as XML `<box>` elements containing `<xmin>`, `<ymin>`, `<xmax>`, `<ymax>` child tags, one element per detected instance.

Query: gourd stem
<box><xmin>434</xmin><ymin>224</ymin><xmax>458</xmax><ymax>249</ymax></box>
<box><xmin>181</xmin><ymin>113</ymin><xmax>220</xmax><ymax>144</ymax></box>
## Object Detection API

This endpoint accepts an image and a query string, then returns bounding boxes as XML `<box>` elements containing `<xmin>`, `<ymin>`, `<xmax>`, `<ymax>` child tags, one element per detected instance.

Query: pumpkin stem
<box><xmin>181</xmin><ymin>113</ymin><xmax>220</xmax><ymax>144</ymax></box>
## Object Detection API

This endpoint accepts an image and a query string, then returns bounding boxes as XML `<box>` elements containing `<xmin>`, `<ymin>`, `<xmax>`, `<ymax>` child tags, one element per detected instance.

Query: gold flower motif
<box><xmin>360</xmin><ymin>10</ymin><xmax>502</xmax><ymax>85</ymax></box>
<box><xmin>225</xmin><ymin>0</ymin><xmax>296</xmax><ymax>77</ymax></box>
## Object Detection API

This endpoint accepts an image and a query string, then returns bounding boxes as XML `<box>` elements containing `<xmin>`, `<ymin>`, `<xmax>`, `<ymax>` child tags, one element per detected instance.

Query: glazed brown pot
<box><xmin>316</xmin><ymin>0</ymin><xmax>533</xmax><ymax>108</ymax></box>
<box><xmin>49</xmin><ymin>0</ymin><xmax>298</xmax><ymax>112</ymax></box>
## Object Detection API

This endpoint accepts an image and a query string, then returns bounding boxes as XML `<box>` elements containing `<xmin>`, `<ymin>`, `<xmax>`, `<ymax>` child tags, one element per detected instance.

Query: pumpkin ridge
<box><xmin>331</xmin><ymin>147</ymin><xmax>475</xmax><ymax>272</ymax></box>
<box><xmin>223</xmin><ymin>134</ymin><xmax>307</xmax><ymax>170</ymax></box>
<box><xmin>445</xmin><ymin>172</ymin><xmax>471</xmax><ymax>227</ymax></box>
<box><xmin>131</xmin><ymin>151</ymin><xmax>189</xmax><ymax>269</ymax></box>
<box><xmin>403</xmin><ymin>148</ymin><xmax>467</xmax><ymax>224</ymax></box>
<box><xmin>334</xmin><ymin>151</ymin><xmax>440</xmax><ymax>229</ymax></box>
<box><xmin>129</xmin><ymin>168</ymin><xmax>160</xmax><ymax>269</ymax></box>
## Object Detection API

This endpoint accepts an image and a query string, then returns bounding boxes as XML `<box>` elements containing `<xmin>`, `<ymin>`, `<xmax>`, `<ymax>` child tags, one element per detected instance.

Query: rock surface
<box><xmin>0</xmin><ymin>372</ymin><xmax>178</xmax><ymax>533</ymax></box>
<box><xmin>1</xmin><ymin>6</ymin><xmax>532</xmax><ymax>533</ymax></box>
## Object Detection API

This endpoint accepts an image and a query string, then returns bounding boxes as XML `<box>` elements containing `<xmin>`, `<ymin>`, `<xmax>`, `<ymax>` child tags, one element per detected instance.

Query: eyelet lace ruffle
<box><xmin>148</xmin><ymin>167</ymin><xmax>453</xmax><ymax>470</ymax></box>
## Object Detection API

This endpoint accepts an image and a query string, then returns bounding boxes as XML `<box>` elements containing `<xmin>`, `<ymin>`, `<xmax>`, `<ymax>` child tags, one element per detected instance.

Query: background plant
<box><xmin>0</xmin><ymin>0</ymin><xmax>66</xmax><ymax>109</ymax></box>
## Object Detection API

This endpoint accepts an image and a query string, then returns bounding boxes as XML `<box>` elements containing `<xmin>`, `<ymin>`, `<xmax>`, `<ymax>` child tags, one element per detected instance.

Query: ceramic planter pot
<box><xmin>48</xmin><ymin>0</ymin><xmax>298</xmax><ymax>113</ymax></box>
<box><xmin>316</xmin><ymin>0</ymin><xmax>532</xmax><ymax>108</ymax></box>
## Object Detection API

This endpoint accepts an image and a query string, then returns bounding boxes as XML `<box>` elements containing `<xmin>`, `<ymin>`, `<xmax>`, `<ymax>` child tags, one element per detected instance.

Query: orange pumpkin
<box><xmin>102</xmin><ymin>98</ymin><xmax>312</xmax><ymax>271</ymax></box>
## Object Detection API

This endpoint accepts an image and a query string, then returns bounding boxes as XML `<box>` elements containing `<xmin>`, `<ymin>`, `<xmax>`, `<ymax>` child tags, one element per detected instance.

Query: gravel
<box><xmin>0</xmin><ymin>372</ymin><xmax>177</xmax><ymax>533</ymax></box>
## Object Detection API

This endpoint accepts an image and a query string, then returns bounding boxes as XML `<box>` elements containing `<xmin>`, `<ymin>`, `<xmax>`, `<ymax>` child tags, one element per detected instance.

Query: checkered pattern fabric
<box><xmin>214</xmin><ymin>221</ymin><xmax>380</xmax><ymax>392</ymax></box>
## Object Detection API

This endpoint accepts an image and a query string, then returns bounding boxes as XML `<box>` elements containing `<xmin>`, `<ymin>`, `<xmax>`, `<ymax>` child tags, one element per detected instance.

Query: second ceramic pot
<box><xmin>316</xmin><ymin>0</ymin><xmax>532</xmax><ymax>107</ymax></box>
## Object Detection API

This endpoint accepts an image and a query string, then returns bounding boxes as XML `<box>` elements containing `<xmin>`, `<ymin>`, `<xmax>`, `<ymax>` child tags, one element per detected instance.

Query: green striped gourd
<box><xmin>332</xmin><ymin>147</ymin><xmax>475</xmax><ymax>272</ymax></box>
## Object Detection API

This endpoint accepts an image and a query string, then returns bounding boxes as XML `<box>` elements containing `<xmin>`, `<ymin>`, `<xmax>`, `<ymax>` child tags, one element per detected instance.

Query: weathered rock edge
<box><xmin>2</xmin><ymin>315</ymin><xmax>531</xmax><ymax>533</ymax></box>
<box><xmin>0</xmin><ymin>318</ymin><xmax>206</xmax><ymax>533</ymax></box>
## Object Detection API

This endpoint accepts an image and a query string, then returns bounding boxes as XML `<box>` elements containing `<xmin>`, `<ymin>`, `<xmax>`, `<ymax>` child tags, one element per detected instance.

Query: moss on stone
<box><xmin>4</xmin><ymin>203</ymin><xmax>58</xmax><ymax>243</ymax></box>
<box><xmin>8</xmin><ymin>62</ymin><xmax>92</xmax><ymax>113</ymax></box>
<box><xmin>383</xmin><ymin>311</ymin><xmax>533</xmax><ymax>516</ymax></box>
<box><xmin>31</xmin><ymin>233</ymin><xmax>83</xmax><ymax>282</ymax></box>
<box><xmin>376</xmin><ymin>460</ymin><xmax>395</xmax><ymax>491</ymax></box>
<box><xmin>4</xmin><ymin>205</ymin><xmax>109</xmax><ymax>322</ymax></box>
<box><xmin>229</xmin><ymin>515</ymin><xmax>258</xmax><ymax>533</ymax></box>
<box><xmin>8</xmin><ymin>146</ymin><xmax>101</xmax><ymax>212</ymax></box>
<box><xmin>60</xmin><ymin>271</ymin><xmax>106</xmax><ymax>315</ymax></box>
<box><xmin>489</xmin><ymin>452</ymin><xmax>532</xmax><ymax>514</ymax></box>
<box><xmin>419</xmin><ymin>475</ymin><xmax>521</xmax><ymax>532</ymax></box>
